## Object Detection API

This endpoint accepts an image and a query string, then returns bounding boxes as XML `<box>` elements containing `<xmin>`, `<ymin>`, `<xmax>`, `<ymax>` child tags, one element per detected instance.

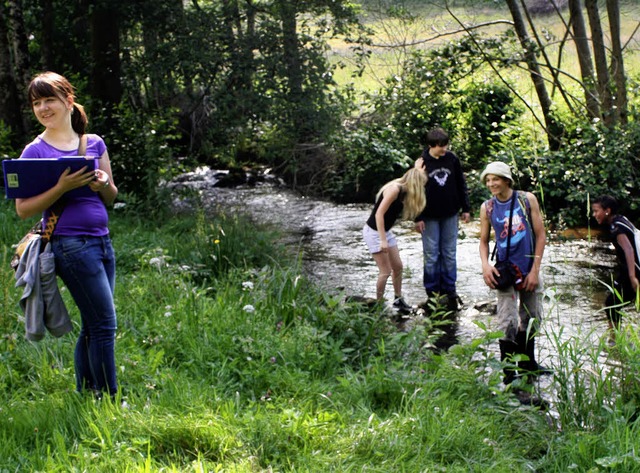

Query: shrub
<box><xmin>93</xmin><ymin>103</ymin><xmax>189</xmax><ymax>216</ymax></box>
<box><xmin>0</xmin><ymin>120</ymin><xmax>19</xmax><ymax>159</ymax></box>
<box><xmin>518</xmin><ymin>119</ymin><xmax>640</xmax><ymax>228</ymax></box>
<box><xmin>324</xmin><ymin>129</ymin><xmax>413</xmax><ymax>203</ymax></box>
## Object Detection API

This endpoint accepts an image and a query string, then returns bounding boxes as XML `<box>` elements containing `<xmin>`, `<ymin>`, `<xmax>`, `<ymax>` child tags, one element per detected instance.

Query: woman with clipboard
<box><xmin>15</xmin><ymin>72</ymin><xmax>120</xmax><ymax>399</ymax></box>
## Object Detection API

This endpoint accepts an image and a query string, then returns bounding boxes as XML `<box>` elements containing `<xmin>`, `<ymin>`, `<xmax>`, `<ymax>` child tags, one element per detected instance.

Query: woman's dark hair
<box><xmin>593</xmin><ymin>195</ymin><xmax>619</xmax><ymax>214</ymax></box>
<box><xmin>28</xmin><ymin>71</ymin><xmax>88</xmax><ymax>135</ymax></box>
<box><xmin>426</xmin><ymin>127</ymin><xmax>449</xmax><ymax>148</ymax></box>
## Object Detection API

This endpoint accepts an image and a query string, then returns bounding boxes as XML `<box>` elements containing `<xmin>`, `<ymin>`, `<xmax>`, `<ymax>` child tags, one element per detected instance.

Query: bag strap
<box><xmin>491</xmin><ymin>190</ymin><xmax>517</xmax><ymax>261</ymax></box>
<box><xmin>614</xmin><ymin>216</ymin><xmax>640</xmax><ymax>272</ymax></box>
<box><xmin>40</xmin><ymin>134</ymin><xmax>87</xmax><ymax>250</ymax></box>
<box><xmin>78</xmin><ymin>133</ymin><xmax>88</xmax><ymax>156</ymax></box>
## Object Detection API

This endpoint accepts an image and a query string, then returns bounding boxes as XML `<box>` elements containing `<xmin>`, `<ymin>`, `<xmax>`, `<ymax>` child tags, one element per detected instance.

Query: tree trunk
<box><xmin>585</xmin><ymin>0</ymin><xmax>614</xmax><ymax>126</ymax></box>
<box><xmin>506</xmin><ymin>0</ymin><xmax>562</xmax><ymax>150</ymax></box>
<box><xmin>89</xmin><ymin>0</ymin><xmax>122</xmax><ymax>111</ymax></box>
<box><xmin>0</xmin><ymin>3</ymin><xmax>26</xmax><ymax>142</ymax></box>
<box><xmin>5</xmin><ymin>0</ymin><xmax>31</xmax><ymax>136</ymax></box>
<box><xmin>142</xmin><ymin>0</ymin><xmax>184</xmax><ymax>106</ymax></box>
<box><xmin>606</xmin><ymin>0</ymin><xmax>627</xmax><ymax>125</ymax></box>
<box><xmin>40</xmin><ymin>0</ymin><xmax>55</xmax><ymax>71</ymax></box>
<box><xmin>567</xmin><ymin>0</ymin><xmax>601</xmax><ymax>120</ymax></box>
<box><xmin>222</xmin><ymin>0</ymin><xmax>255</xmax><ymax>105</ymax></box>
<box><xmin>278</xmin><ymin>1</ymin><xmax>306</xmax><ymax>138</ymax></box>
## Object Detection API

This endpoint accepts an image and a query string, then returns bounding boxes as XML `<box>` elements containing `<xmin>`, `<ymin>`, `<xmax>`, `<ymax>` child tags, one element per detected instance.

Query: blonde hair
<box><xmin>376</xmin><ymin>168</ymin><xmax>427</xmax><ymax>220</ymax></box>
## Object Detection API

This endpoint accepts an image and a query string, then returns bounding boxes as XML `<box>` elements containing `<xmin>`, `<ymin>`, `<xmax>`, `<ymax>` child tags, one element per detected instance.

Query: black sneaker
<box><xmin>446</xmin><ymin>294</ymin><xmax>462</xmax><ymax>311</ymax></box>
<box><xmin>392</xmin><ymin>297</ymin><xmax>413</xmax><ymax>313</ymax></box>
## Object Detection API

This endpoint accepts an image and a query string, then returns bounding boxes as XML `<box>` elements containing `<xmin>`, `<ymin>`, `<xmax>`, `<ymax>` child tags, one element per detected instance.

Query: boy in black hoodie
<box><xmin>415</xmin><ymin>128</ymin><xmax>471</xmax><ymax>310</ymax></box>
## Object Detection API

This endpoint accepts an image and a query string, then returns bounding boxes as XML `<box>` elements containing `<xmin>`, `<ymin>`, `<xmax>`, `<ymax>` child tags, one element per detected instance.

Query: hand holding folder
<box><xmin>2</xmin><ymin>156</ymin><xmax>100</xmax><ymax>199</ymax></box>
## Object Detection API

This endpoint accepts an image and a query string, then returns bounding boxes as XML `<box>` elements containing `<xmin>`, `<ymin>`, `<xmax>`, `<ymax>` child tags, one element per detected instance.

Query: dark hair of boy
<box><xmin>426</xmin><ymin>127</ymin><xmax>450</xmax><ymax>148</ymax></box>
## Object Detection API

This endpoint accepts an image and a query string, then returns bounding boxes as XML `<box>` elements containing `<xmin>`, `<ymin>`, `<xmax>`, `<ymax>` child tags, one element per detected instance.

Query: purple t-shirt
<box><xmin>20</xmin><ymin>134</ymin><xmax>109</xmax><ymax>236</ymax></box>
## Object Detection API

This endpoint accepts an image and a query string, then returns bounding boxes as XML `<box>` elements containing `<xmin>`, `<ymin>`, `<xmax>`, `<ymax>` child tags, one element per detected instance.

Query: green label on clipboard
<box><xmin>7</xmin><ymin>173</ymin><xmax>19</xmax><ymax>188</ymax></box>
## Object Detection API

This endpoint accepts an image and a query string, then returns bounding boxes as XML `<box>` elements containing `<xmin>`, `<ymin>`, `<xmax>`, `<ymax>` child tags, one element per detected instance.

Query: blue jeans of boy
<box><xmin>421</xmin><ymin>215</ymin><xmax>458</xmax><ymax>296</ymax></box>
<box><xmin>52</xmin><ymin>235</ymin><xmax>117</xmax><ymax>395</ymax></box>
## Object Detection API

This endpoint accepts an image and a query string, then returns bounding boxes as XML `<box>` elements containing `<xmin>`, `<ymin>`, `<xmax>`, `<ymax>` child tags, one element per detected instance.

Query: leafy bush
<box><xmin>512</xmin><ymin>119</ymin><xmax>640</xmax><ymax>228</ymax></box>
<box><xmin>454</xmin><ymin>81</ymin><xmax>523</xmax><ymax>171</ymax></box>
<box><xmin>325</xmin><ymin>129</ymin><xmax>413</xmax><ymax>203</ymax></box>
<box><xmin>0</xmin><ymin>120</ymin><xmax>19</xmax><ymax>159</ymax></box>
<box><xmin>93</xmin><ymin>103</ymin><xmax>189</xmax><ymax>215</ymax></box>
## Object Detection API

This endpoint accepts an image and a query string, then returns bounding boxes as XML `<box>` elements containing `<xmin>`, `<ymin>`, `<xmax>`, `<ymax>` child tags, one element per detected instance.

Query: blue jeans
<box><xmin>52</xmin><ymin>235</ymin><xmax>117</xmax><ymax>394</ymax></box>
<box><xmin>420</xmin><ymin>215</ymin><xmax>459</xmax><ymax>295</ymax></box>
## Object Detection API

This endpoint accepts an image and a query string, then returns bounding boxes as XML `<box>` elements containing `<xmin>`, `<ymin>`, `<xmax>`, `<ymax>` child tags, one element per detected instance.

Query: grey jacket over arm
<box><xmin>14</xmin><ymin>236</ymin><xmax>72</xmax><ymax>341</ymax></box>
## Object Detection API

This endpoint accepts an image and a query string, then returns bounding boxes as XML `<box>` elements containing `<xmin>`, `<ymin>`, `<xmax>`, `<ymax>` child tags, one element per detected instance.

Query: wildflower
<box><xmin>214</xmin><ymin>239</ymin><xmax>220</xmax><ymax>244</ymax></box>
<box><xmin>149</xmin><ymin>257</ymin><xmax>165</xmax><ymax>269</ymax></box>
<box><xmin>242</xmin><ymin>281</ymin><xmax>254</xmax><ymax>291</ymax></box>
<box><xmin>243</xmin><ymin>304</ymin><xmax>255</xmax><ymax>313</ymax></box>
<box><xmin>270</xmin><ymin>356</ymin><xmax>277</xmax><ymax>364</ymax></box>
<box><xmin>483</xmin><ymin>438</ymin><xmax>498</xmax><ymax>447</ymax></box>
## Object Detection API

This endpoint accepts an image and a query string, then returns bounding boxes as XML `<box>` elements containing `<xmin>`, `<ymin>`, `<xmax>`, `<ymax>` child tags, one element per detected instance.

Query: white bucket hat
<box><xmin>480</xmin><ymin>161</ymin><xmax>513</xmax><ymax>184</ymax></box>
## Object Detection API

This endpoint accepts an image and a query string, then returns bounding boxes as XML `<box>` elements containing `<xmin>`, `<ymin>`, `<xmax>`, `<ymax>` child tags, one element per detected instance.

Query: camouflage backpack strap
<box><xmin>516</xmin><ymin>190</ymin><xmax>530</xmax><ymax>217</ymax></box>
<box><xmin>40</xmin><ymin>134</ymin><xmax>87</xmax><ymax>252</ymax></box>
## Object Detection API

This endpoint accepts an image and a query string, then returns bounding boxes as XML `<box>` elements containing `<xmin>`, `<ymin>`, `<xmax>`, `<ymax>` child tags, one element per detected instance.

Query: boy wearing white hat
<box><xmin>479</xmin><ymin>161</ymin><xmax>548</xmax><ymax>391</ymax></box>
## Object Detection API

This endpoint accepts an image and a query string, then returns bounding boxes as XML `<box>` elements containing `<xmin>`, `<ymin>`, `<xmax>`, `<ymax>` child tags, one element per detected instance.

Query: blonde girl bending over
<box><xmin>362</xmin><ymin>159</ymin><xmax>427</xmax><ymax>311</ymax></box>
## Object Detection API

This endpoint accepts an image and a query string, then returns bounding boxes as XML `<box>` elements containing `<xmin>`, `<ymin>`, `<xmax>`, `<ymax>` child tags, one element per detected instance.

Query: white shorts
<box><xmin>363</xmin><ymin>224</ymin><xmax>398</xmax><ymax>254</ymax></box>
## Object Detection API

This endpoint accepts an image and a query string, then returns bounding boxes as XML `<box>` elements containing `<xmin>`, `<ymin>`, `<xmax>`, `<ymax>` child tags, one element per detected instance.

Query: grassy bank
<box><xmin>2</xmin><ymin>200</ymin><xmax>640</xmax><ymax>471</ymax></box>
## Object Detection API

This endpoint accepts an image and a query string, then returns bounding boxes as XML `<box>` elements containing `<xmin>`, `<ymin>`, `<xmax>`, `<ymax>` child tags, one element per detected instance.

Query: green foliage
<box><xmin>454</xmin><ymin>81</ymin><xmax>523</xmax><ymax>171</ymax></box>
<box><xmin>505</xmin><ymin>118</ymin><xmax>640</xmax><ymax>228</ymax></box>
<box><xmin>365</xmin><ymin>49</ymin><xmax>459</xmax><ymax>154</ymax></box>
<box><xmin>5</xmin><ymin>0</ymin><xmax>640</xmax><ymax>230</ymax></box>
<box><xmin>0</xmin><ymin>121</ymin><xmax>19</xmax><ymax>159</ymax></box>
<box><xmin>93</xmin><ymin>103</ymin><xmax>187</xmax><ymax>214</ymax></box>
<box><xmin>11</xmin><ymin>0</ymin><xmax>370</xmax><ymax>200</ymax></box>
<box><xmin>325</xmin><ymin>129</ymin><xmax>413</xmax><ymax>202</ymax></box>
<box><xmin>23</xmin><ymin>0</ymin><xmax>93</xmax><ymax>74</ymax></box>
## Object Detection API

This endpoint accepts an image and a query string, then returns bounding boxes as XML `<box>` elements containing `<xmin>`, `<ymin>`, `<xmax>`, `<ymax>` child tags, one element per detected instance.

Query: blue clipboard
<box><xmin>2</xmin><ymin>156</ymin><xmax>99</xmax><ymax>199</ymax></box>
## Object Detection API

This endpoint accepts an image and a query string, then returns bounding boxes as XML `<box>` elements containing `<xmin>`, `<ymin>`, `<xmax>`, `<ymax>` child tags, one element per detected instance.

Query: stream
<box><xmin>170</xmin><ymin>168</ymin><xmax>620</xmax><ymax>404</ymax></box>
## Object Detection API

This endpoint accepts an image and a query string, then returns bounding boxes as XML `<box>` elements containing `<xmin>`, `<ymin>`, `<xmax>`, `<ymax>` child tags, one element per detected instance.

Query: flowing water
<box><xmin>171</xmin><ymin>168</ymin><xmax>621</xmax><ymax>405</ymax></box>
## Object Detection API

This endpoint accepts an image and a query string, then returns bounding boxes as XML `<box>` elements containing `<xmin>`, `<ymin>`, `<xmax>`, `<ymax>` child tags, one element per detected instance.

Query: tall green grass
<box><xmin>3</xmin><ymin>198</ymin><xmax>640</xmax><ymax>471</ymax></box>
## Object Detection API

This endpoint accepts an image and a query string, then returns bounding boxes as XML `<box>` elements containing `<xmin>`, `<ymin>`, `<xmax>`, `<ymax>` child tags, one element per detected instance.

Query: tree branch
<box><xmin>370</xmin><ymin>20</ymin><xmax>514</xmax><ymax>48</ymax></box>
<box><xmin>444</xmin><ymin>5</ymin><xmax>548</xmax><ymax>133</ymax></box>
<box><xmin>518</xmin><ymin>0</ymin><xmax>577</xmax><ymax>116</ymax></box>
<box><xmin>622</xmin><ymin>21</ymin><xmax>640</xmax><ymax>51</ymax></box>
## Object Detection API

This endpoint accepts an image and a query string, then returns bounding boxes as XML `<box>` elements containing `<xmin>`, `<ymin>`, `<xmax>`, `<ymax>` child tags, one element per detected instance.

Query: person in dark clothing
<box><xmin>592</xmin><ymin>195</ymin><xmax>640</xmax><ymax>344</ymax></box>
<box><xmin>415</xmin><ymin>128</ymin><xmax>471</xmax><ymax>310</ymax></box>
<box><xmin>363</xmin><ymin>160</ymin><xmax>427</xmax><ymax>311</ymax></box>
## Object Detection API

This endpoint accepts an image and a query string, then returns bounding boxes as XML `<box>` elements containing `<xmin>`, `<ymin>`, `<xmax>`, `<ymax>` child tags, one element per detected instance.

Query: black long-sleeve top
<box><xmin>416</xmin><ymin>150</ymin><xmax>470</xmax><ymax>220</ymax></box>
